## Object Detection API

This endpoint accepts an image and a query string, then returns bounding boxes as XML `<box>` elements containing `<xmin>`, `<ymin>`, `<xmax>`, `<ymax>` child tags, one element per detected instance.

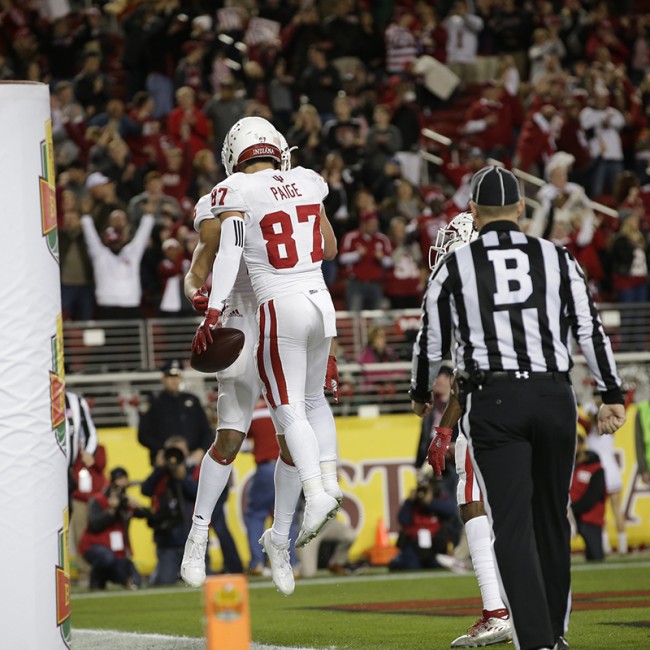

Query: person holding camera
<box><xmin>138</xmin><ymin>360</ymin><xmax>214</xmax><ymax>468</ymax></box>
<box><xmin>79</xmin><ymin>467</ymin><xmax>149</xmax><ymax>590</ymax></box>
<box><xmin>388</xmin><ymin>469</ymin><xmax>458</xmax><ymax>571</ymax></box>
<box><xmin>141</xmin><ymin>436</ymin><xmax>199</xmax><ymax>585</ymax></box>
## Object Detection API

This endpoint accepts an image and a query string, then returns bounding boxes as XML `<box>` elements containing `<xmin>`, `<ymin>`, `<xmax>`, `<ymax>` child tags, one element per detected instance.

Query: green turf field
<box><xmin>71</xmin><ymin>558</ymin><xmax>650</xmax><ymax>649</ymax></box>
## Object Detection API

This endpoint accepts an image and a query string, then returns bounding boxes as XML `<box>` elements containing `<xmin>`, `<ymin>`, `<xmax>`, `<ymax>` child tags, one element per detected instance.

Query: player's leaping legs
<box><xmin>181</xmin><ymin>427</ymin><xmax>245</xmax><ymax>588</ymax></box>
<box><xmin>257</xmin><ymin>296</ymin><xmax>340</xmax><ymax>552</ymax></box>
<box><xmin>259</xmin><ymin>435</ymin><xmax>302</xmax><ymax>596</ymax></box>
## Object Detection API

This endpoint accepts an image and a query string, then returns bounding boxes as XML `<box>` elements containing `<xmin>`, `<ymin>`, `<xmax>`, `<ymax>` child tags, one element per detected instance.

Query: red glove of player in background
<box><xmin>192</xmin><ymin>308</ymin><xmax>220</xmax><ymax>354</ymax></box>
<box><xmin>324</xmin><ymin>355</ymin><xmax>339</xmax><ymax>404</ymax></box>
<box><xmin>428</xmin><ymin>426</ymin><xmax>453</xmax><ymax>477</ymax></box>
<box><xmin>191</xmin><ymin>286</ymin><xmax>209</xmax><ymax>314</ymax></box>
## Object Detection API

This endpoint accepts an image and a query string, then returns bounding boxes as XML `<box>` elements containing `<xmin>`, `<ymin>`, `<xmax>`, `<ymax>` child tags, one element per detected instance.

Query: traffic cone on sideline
<box><xmin>375</xmin><ymin>518</ymin><xmax>390</xmax><ymax>548</ymax></box>
<box><xmin>204</xmin><ymin>574</ymin><xmax>251</xmax><ymax>649</ymax></box>
<box><xmin>368</xmin><ymin>518</ymin><xmax>398</xmax><ymax>566</ymax></box>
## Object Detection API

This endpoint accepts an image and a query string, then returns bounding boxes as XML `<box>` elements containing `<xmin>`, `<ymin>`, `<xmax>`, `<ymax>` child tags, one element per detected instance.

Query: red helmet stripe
<box><xmin>236</xmin><ymin>143</ymin><xmax>281</xmax><ymax>170</ymax></box>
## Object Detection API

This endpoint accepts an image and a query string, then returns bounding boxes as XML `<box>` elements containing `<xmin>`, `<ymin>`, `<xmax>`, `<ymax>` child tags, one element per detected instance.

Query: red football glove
<box><xmin>192</xmin><ymin>308</ymin><xmax>220</xmax><ymax>354</ymax></box>
<box><xmin>324</xmin><ymin>354</ymin><xmax>339</xmax><ymax>404</ymax></box>
<box><xmin>427</xmin><ymin>426</ymin><xmax>453</xmax><ymax>477</ymax></box>
<box><xmin>191</xmin><ymin>286</ymin><xmax>209</xmax><ymax>314</ymax></box>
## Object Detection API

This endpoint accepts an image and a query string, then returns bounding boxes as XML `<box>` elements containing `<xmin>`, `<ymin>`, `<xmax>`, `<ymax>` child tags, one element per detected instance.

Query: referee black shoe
<box><xmin>554</xmin><ymin>636</ymin><xmax>570</xmax><ymax>650</ymax></box>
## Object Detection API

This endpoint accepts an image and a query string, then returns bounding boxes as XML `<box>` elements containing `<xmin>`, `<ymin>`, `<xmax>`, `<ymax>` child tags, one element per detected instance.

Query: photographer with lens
<box><xmin>388</xmin><ymin>469</ymin><xmax>459</xmax><ymax>571</ymax></box>
<box><xmin>79</xmin><ymin>467</ymin><xmax>150</xmax><ymax>590</ymax></box>
<box><xmin>141</xmin><ymin>436</ymin><xmax>199</xmax><ymax>585</ymax></box>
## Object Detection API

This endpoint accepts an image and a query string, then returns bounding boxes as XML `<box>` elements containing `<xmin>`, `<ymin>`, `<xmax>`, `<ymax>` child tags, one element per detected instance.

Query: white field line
<box><xmin>72</xmin><ymin>628</ymin><xmax>332</xmax><ymax>650</ymax></box>
<box><xmin>72</xmin><ymin>569</ymin><xmax>463</xmax><ymax>600</ymax></box>
<box><xmin>71</xmin><ymin>559</ymin><xmax>650</xmax><ymax>602</ymax></box>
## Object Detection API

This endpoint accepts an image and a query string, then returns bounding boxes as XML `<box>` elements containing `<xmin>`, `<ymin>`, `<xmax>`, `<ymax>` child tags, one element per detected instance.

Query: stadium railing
<box><xmin>420</xmin><ymin>127</ymin><xmax>620</xmax><ymax>220</ymax></box>
<box><xmin>64</xmin><ymin>306</ymin><xmax>650</xmax><ymax>427</ymax></box>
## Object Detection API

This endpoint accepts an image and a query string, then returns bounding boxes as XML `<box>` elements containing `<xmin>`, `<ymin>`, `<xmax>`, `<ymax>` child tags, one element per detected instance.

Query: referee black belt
<box><xmin>484</xmin><ymin>370</ymin><xmax>570</xmax><ymax>382</ymax></box>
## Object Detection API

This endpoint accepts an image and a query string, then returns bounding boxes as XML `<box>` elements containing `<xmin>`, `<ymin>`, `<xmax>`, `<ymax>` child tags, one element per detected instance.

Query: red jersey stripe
<box><xmin>465</xmin><ymin>444</ymin><xmax>474</xmax><ymax>504</ymax></box>
<box><xmin>257</xmin><ymin>304</ymin><xmax>276</xmax><ymax>408</ymax></box>
<box><xmin>268</xmin><ymin>300</ymin><xmax>289</xmax><ymax>405</ymax></box>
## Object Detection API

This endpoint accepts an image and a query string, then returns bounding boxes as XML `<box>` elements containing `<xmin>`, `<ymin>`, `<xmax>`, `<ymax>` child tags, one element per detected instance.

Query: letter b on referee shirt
<box><xmin>487</xmin><ymin>250</ymin><xmax>533</xmax><ymax>305</ymax></box>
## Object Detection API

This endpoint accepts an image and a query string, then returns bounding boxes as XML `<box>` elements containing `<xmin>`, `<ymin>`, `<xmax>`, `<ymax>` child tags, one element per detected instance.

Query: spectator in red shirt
<box><xmin>556</xmin><ymin>96</ymin><xmax>593</xmax><ymax>189</ymax></box>
<box><xmin>570</xmin><ymin>434</ymin><xmax>606</xmax><ymax>561</ymax></box>
<box><xmin>415</xmin><ymin>4</ymin><xmax>447</xmax><ymax>63</ymax></box>
<box><xmin>460</xmin><ymin>81</ymin><xmax>515</xmax><ymax>161</ymax></box>
<box><xmin>158</xmin><ymin>142</ymin><xmax>194</xmax><ymax>203</ymax></box>
<box><xmin>125</xmin><ymin>90</ymin><xmax>162</xmax><ymax>167</ymax></box>
<box><xmin>339</xmin><ymin>210</ymin><xmax>393</xmax><ymax>311</ymax></box>
<box><xmin>389</xmin><ymin>470</ymin><xmax>458</xmax><ymax>571</ymax></box>
<box><xmin>79</xmin><ymin>467</ymin><xmax>149</xmax><ymax>590</ymax></box>
<box><xmin>167</xmin><ymin>86</ymin><xmax>210</xmax><ymax>158</ymax></box>
<box><xmin>585</xmin><ymin>21</ymin><xmax>630</xmax><ymax>67</ymax></box>
<box><xmin>413</xmin><ymin>189</ymin><xmax>450</xmax><ymax>263</ymax></box>
<box><xmin>513</xmin><ymin>103</ymin><xmax>561</xmax><ymax>175</ymax></box>
<box><xmin>384</xmin><ymin>216</ymin><xmax>426</xmax><ymax>308</ymax></box>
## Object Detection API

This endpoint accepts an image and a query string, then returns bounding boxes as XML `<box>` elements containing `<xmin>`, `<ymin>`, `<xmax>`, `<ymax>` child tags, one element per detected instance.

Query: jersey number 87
<box><xmin>260</xmin><ymin>204</ymin><xmax>323</xmax><ymax>269</ymax></box>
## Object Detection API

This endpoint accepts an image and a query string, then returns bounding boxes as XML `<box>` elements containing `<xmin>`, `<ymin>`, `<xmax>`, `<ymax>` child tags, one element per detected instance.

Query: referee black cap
<box><xmin>470</xmin><ymin>166</ymin><xmax>521</xmax><ymax>206</ymax></box>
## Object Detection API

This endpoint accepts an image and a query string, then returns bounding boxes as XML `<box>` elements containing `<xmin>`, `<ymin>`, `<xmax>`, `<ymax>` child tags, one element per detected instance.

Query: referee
<box><xmin>410</xmin><ymin>166</ymin><xmax>626</xmax><ymax>650</ymax></box>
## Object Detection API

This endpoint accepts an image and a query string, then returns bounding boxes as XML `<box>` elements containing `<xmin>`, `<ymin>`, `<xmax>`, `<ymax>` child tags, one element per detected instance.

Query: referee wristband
<box><xmin>600</xmin><ymin>387</ymin><xmax>625</xmax><ymax>405</ymax></box>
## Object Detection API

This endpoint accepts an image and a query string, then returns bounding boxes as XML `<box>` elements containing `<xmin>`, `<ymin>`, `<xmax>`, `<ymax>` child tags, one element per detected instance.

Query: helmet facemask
<box><xmin>429</xmin><ymin>211</ymin><xmax>478</xmax><ymax>270</ymax></box>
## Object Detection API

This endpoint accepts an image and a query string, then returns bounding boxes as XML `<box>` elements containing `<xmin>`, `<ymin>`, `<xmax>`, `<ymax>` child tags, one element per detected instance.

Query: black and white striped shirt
<box><xmin>65</xmin><ymin>392</ymin><xmax>98</xmax><ymax>468</ymax></box>
<box><xmin>411</xmin><ymin>221</ymin><xmax>623</xmax><ymax>404</ymax></box>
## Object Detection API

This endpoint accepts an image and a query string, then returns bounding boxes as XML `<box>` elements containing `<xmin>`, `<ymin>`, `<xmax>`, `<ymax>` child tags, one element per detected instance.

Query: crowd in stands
<box><xmin>3</xmin><ymin>0</ymin><xmax>650</xmax><ymax>319</ymax></box>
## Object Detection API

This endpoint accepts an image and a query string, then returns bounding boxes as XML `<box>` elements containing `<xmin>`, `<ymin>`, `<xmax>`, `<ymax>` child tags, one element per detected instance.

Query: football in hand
<box><xmin>190</xmin><ymin>327</ymin><xmax>245</xmax><ymax>373</ymax></box>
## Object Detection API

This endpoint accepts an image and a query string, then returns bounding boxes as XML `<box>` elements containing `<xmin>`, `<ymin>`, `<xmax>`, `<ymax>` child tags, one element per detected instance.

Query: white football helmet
<box><xmin>429</xmin><ymin>211</ymin><xmax>478</xmax><ymax>270</ymax></box>
<box><xmin>221</xmin><ymin>116</ymin><xmax>288</xmax><ymax>176</ymax></box>
<box><xmin>278</xmin><ymin>132</ymin><xmax>293</xmax><ymax>172</ymax></box>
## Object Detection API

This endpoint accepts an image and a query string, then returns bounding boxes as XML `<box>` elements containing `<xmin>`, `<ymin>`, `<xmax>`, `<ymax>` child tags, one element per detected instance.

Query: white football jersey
<box><xmin>194</xmin><ymin>193</ymin><xmax>255</xmax><ymax>307</ymax></box>
<box><xmin>210</xmin><ymin>166</ymin><xmax>329</xmax><ymax>304</ymax></box>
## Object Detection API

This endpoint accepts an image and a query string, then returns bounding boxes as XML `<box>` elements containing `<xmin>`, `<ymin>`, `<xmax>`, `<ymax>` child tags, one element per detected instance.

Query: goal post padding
<box><xmin>0</xmin><ymin>82</ymin><xmax>70</xmax><ymax>648</ymax></box>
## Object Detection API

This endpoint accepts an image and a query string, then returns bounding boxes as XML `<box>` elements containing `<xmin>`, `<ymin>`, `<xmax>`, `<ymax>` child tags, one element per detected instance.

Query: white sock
<box><xmin>271</xmin><ymin>455</ymin><xmax>302</xmax><ymax>546</ymax></box>
<box><xmin>189</xmin><ymin>452</ymin><xmax>232</xmax><ymax>538</ymax></box>
<box><xmin>618</xmin><ymin>531</ymin><xmax>628</xmax><ymax>554</ymax></box>
<box><xmin>306</xmin><ymin>394</ymin><xmax>340</xmax><ymax>498</ymax></box>
<box><xmin>320</xmin><ymin>460</ymin><xmax>341</xmax><ymax>499</ymax></box>
<box><xmin>465</xmin><ymin>515</ymin><xmax>505</xmax><ymax>612</ymax></box>
<box><xmin>282</xmin><ymin>420</ymin><xmax>323</xmax><ymax>494</ymax></box>
<box><xmin>306</xmin><ymin>393</ymin><xmax>337</xmax><ymax>460</ymax></box>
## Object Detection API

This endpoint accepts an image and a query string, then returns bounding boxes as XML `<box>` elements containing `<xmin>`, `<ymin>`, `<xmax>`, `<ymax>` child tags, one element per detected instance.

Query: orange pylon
<box><xmin>205</xmin><ymin>574</ymin><xmax>251</xmax><ymax>649</ymax></box>
<box><xmin>375</xmin><ymin>517</ymin><xmax>390</xmax><ymax>548</ymax></box>
<box><xmin>368</xmin><ymin>517</ymin><xmax>398</xmax><ymax>566</ymax></box>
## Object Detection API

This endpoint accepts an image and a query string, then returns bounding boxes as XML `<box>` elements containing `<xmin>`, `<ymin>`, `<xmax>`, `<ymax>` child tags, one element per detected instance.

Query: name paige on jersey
<box><xmin>270</xmin><ymin>182</ymin><xmax>303</xmax><ymax>201</ymax></box>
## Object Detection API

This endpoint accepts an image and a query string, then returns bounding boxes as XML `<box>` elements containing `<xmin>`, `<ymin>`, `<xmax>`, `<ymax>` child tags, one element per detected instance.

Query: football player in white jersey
<box><xmin>188</xmin><ymin>117</ymin><xmax>342</xmax><ymax>594</ymax></box>
<box><xmin>414</xmin><ymin>213</ymin><xmax>512</xmax><ymax>648</ymax></box>
<box><xmin>180</xmin><ymin>192</ymin><xmax>303</xmax><ymax>593</ymax></box>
